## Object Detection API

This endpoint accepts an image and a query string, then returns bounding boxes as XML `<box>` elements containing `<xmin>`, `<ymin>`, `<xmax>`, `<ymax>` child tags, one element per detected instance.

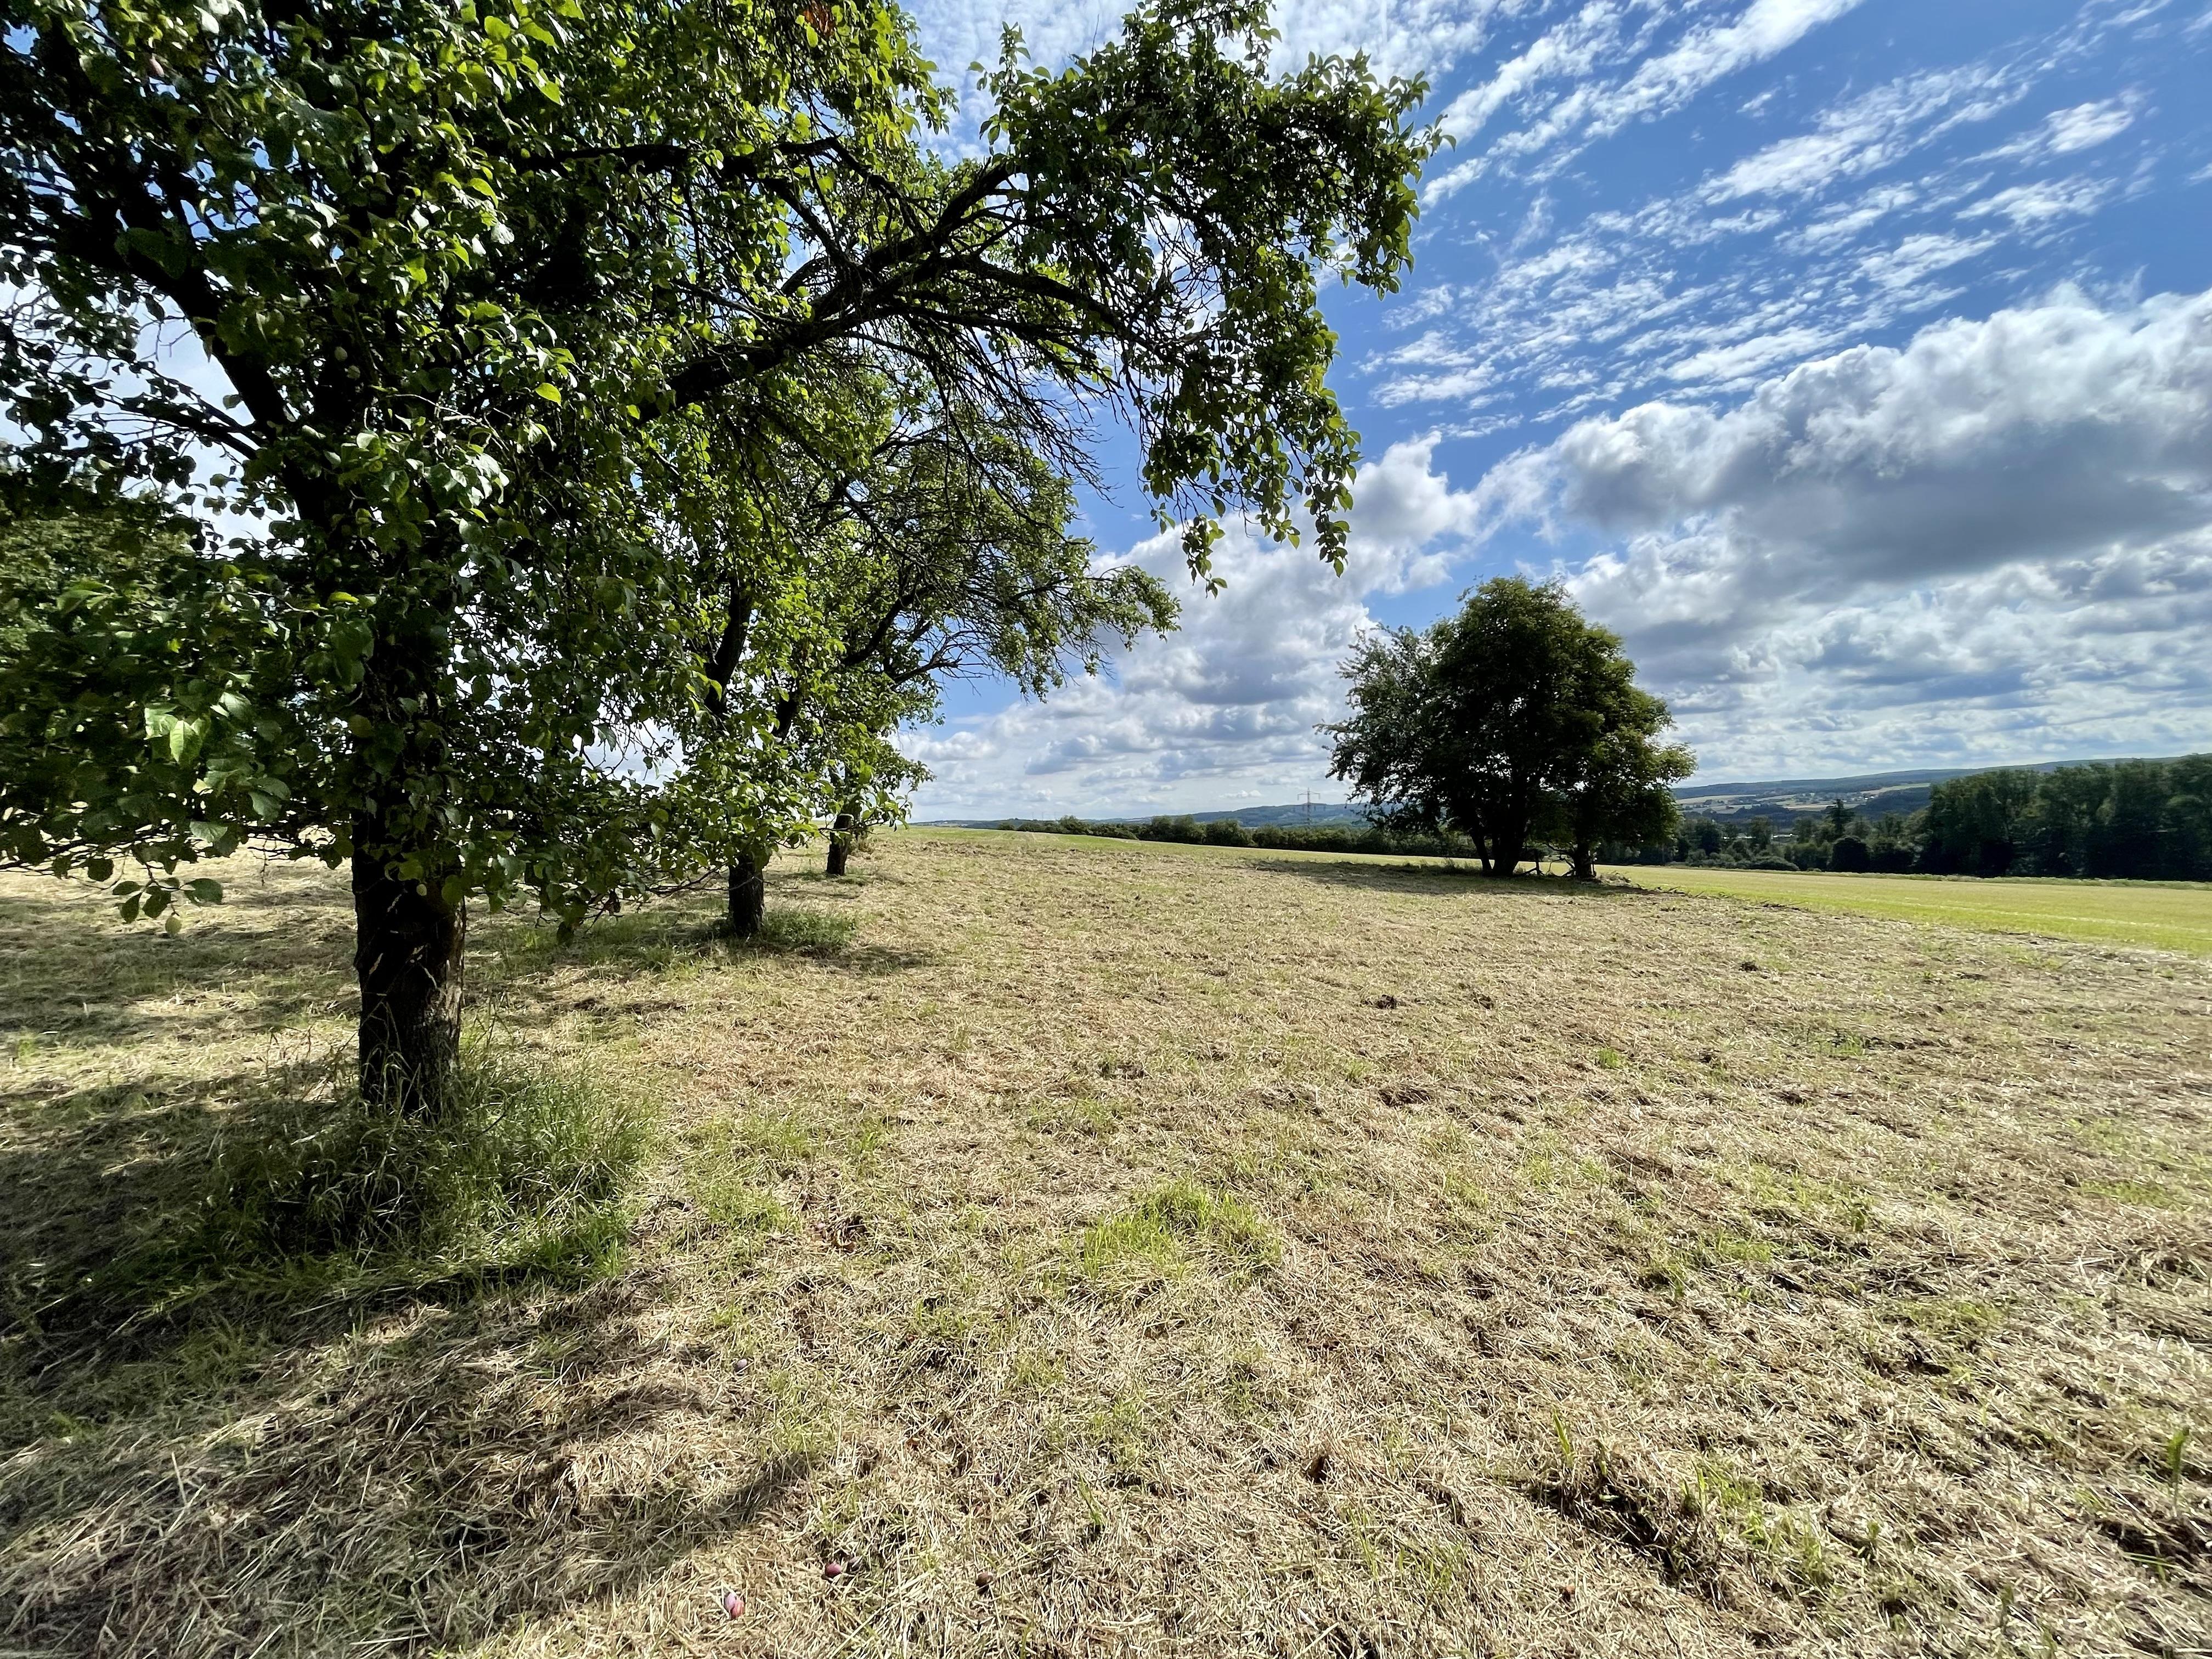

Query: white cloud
<box><xmin>2047</xmin><ymin>97</ymin><xmax>2137</xmax><ymax>153</ymax></box>
<box><xmin>1471</xmin><ymin>285</ymin><xmax>2212</xmax><ymax>775</ymax></box>
<box><xmin>1960</xmin><ymin>176</ymin><xmax>2114</xmax><ymax>227</ymax></box>
<box><xmin>1431</xmin><ymin>0</ymin><xmax>1863</xmax><ymax>196</ymax></box>
<box><xmin>905</xmin><ymin>440</ymin><xmax>1479</xmax><ymax>815</ymax></box>
<box><xmin>1661</xmin><ymin>324</ymin><xmax>1832</xmax><ymax>385</ymax></box>
<box><xmin>1390</xmin><ymin>4</ymin><xmax>2171</xmax><ymax>427</ymax></box>
<box><xmin>1703</xmin><ymin>66</ymin><xmax>2017</xmax><ymax>202</ymax></box>
<box><xmin>1984</xmin><ymin>95</ymin><xmax>2142</xmax><ymax>162</ymax></box>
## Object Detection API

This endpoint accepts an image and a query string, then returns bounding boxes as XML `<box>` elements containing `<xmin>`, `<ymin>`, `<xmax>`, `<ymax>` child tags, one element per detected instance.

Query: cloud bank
<box><xmin>1487</xmin><ymin>286</ymin><xmax>2212</xmax><ymax>775</ymax></box>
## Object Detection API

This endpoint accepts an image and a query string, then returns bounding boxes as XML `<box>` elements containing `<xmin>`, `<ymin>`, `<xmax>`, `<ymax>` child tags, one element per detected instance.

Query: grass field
<box><xmin>2</xmin><ymin>828</ymin><xmax>2208</xmax><ymax>1657</ymax></box>
<box><xmin>1606</xmin><ymin>862</ymin><xmax>2212</xmax><ymax>957</ymax></box>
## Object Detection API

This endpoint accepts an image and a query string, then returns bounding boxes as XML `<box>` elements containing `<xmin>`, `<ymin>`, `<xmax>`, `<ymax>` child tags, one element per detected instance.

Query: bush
<box><xmin>1203</xmin><ymin>818</ymin><xmax>1254</xmax><ymax>847</ymax></box>
<box><xmin>1141</xmin><ymin>814</ymin><xmax>1206</xmax><ymax>843</ymax></box>
<box><xmin>1829</xmin><ymin>836</ymin><xmax>1872</xmax><ymax>873</ymax></box>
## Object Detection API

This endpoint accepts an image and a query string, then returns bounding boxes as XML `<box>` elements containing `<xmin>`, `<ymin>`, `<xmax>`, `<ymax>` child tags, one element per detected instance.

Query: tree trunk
<box><xmin>353</xmin><ymin>844</ymin><xmax>465</xmax><ymax>1115</ymax></box>
<box><xmin>1492</xmin><ymin>814</ymin><xmax>1531</xmax><ymax>876</ymax></box>
<box><xmin>1570</xmin><ymin>842</ymin><xmax>1597</xmax><ymax>881</ymax></box>
<box><xmin>727</xmin><ymin>852</ymin><xmax>764</xmax><ymax>938</ymax></box>
<box><xmin>826</xmin><ymin>809</ymin><xmax>855</xmax><ymax>877</ymax></box>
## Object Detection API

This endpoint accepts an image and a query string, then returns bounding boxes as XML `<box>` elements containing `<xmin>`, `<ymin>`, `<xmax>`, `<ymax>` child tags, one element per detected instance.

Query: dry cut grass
<box><xmin>2</xmin><ymin>828</ymin><xmax>2208</xmax><ymax>1657</ymax></box>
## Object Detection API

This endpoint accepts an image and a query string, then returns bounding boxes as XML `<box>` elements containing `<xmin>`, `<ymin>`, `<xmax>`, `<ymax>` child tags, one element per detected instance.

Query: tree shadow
<box><xmin>1251</xmin><ymin>857</ymin><xmax>1639</xmax><ymax>902</ymax></box>
<box><xmin>0</xmin><ymin>881</ymin><xmax>355</xmax><ymax>1048</ymax></box>
<box><xmin>0</xmin><ymin>1069</ymin><xmax>808</xmax><ymax>1656</ymax></box>
<box><xmin>0</xmin><ymin>1058</ymin><xmax>329</xmax><ymax>1339</ymax></box>
<box><xmin>475</xmin><ymin>876</ymin><xmax>936</xmax><ymax>995</ymax></box>
<box><xmin>4</xmin><ymin>1261</ymin><xmax>814</xmax><ymax>1654</ymax></box>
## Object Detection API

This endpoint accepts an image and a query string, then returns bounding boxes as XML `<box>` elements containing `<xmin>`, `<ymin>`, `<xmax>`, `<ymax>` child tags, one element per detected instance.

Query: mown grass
<box><xmin>1607</xmin><ymin>860</ymin><xmax>2212</xmax><ymax>955</ymax></box>
<box><xmin>2</xmin><ymin>829</ymin><xmax>2207</xmax><ymax>1657</ymax></box>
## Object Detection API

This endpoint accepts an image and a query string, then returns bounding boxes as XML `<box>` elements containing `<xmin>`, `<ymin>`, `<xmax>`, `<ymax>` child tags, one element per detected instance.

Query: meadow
<box><xmin>1606</xmin><ymin>863</ymin><xmax>2212</xmax><ymax>958</ymax></box>
<box><xmin>1</xmin><ymin>828</ymin><xmax>2207</xmax><ymax>1657</ymax></box>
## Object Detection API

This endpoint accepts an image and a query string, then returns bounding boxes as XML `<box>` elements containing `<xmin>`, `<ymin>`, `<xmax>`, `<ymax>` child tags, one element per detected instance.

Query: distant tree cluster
<box><xmin>1325</xmin><ymin>578</ymin><xmax>1692</xmax><ymax>877</ymax></box>
<box><xmin>998</xmin><ymin>814</ymin><xmax>1475</xmax><ymax>857</ymax></box>
<box><xmin>1621</xmin><ymin>757</ymin><xmax>2212</xmax><ymax>879</ymax></box>
<box><xmin>1918</xmin><ymin>759</ymin><xmax>2212</xmax><ymax>879</ymax></box>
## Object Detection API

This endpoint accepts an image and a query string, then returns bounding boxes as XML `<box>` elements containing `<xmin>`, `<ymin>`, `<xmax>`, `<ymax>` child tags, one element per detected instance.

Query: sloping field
<box><xmin>1607</xmin><ymin>862</ymin><xmax>2212</xmax><ymax>957</ymax></box>
<box><xmin>2</xmin><ymin>828</ymin><xmax>2208</xmax><ymax>1657</ymax></box>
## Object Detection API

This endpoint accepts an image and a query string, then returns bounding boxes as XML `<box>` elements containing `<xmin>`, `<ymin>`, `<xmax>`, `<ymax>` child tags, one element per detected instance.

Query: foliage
<box><xmin>644</xmin><ymin>374</ymin><xmax>1176</xmax><ymax>887</ymax></box>
<box><xmin>0</xmin><ymin>0</ymin><xmax>1436</xmax><ymax>911</ymax></box>
<box><xmin>1</xmin><ymin>0</ymin><xmax>1437</xmax><ymax>1096</ymax></box>
<box><xmin>1651</xmin><ymin>757</ymin><xmax>2212</xmax><ymax>879</ymax></box>
<box><xmin>1922</xmin><ymin>757</ymin><xmax>2212</xmax><ymax>879</ymax></box>
<box><xmin>1326</xmin><ymin>578</ymin><xmax>1691</xmax><ymax>876</ymax></box>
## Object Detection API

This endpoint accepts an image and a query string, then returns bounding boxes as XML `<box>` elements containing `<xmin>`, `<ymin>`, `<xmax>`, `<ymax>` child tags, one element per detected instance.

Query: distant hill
<box><xmin>924</xmin><ymin>756</ymin><xmax>2195</xmax><ymax>831</ymax></box>
<box><xmin>1674</xmin><ymin>757</ymin><xmax>2188</xmax><ymax>826</ymax></box>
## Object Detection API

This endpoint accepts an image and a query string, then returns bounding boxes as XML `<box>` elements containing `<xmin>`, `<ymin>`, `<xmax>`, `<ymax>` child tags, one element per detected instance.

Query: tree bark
<box><xmin>1570</xmin><ymin>842</ymin><xmax>1597</xmax><ymax>881</ymax></box>
<box><xmin>353</xmin><ymin>841</ymin><xmax>466</xmax><ymax>1115</ymax></box>
<box><xmin>727</xmin><ymin>852</ymin><xmax>764</xmax><ymax>938</ymax></box>
<box><xmin>1491</xmin><ymin>814</ymin><xmax>1532</xmax><ymax>876</ymax></box>
<box><xmin>826</xmin><ymin>809</ymin><xmax>855</xmax><ymax>877</ymax></box>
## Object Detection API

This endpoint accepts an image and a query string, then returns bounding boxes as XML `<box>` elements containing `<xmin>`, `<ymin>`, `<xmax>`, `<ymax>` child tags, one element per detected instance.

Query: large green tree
<box><xmin>0</xmin><ymin>0</ymin><xmax>1437</xmax><ymax>1108</ymax></box>
<box><xmin>1327</xmin><ymin>578</ymin><xmax>1690</xmax><ymax>877</ymax></box>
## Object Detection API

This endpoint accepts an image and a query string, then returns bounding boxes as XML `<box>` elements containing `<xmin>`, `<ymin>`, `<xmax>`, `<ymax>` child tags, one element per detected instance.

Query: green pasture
<box><xmin>1606</xmin><ymin>862</ymin><xmax>2212</xmax><ymax>956</ymax></box>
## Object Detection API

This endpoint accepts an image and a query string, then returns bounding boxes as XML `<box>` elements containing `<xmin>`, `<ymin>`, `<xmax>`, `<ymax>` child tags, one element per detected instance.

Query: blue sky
<box><xmin>897</xmin><ymin>0</ymin><xmax>2212</xmax><ymax>817</ymax></box>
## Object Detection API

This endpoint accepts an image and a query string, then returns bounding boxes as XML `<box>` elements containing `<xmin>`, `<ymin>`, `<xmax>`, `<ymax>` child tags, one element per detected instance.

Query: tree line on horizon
<box><xmin>1613</xmin><ymin>755</ymin><xmax>2212</xmax><ymax>881</ymax></box>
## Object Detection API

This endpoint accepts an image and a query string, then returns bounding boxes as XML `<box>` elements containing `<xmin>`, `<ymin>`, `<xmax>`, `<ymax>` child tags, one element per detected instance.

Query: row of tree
<box><xmin>1614</xmin><ymin>757</ymin><xmax>2212</xmax><ymax>879</ymax></box>
<box><xmin>1915</xmin><ymin>758</ymin><xmax>2212</xmax><ymax>879</ymax></box>
<box><xmin>998</xmin><ymin>813</ymin><xmax>1477</xmax><ymax>857</ymax></box>
<box><xmin>0</xmin><ymin>0</ymin><xmax>1442</xmax><ymax>1113</ymax></box>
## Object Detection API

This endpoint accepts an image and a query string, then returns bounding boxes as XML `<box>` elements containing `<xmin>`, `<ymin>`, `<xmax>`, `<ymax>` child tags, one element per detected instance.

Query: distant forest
<box><xmin>996</xmin><ymin>754</ymin><xmax>2212</xmax><ymax>881</ymax></box>
<box><xmin>1633</xmin><ymin>754</ymin><xmax>2212</xmax><ymax>880</ymax></box>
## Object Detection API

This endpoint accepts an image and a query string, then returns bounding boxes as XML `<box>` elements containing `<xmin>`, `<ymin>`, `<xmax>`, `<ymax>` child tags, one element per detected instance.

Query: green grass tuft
<box><xmin>739</xmin><ymin>907</ymin><xmax>859</xmax><ymax>956</ymax></box>
<box><xmin>1074</xmin><ymin>1178</ymin><xmax>1280</xmax><ymax>1288</ymax></box>
<box><xmin>99</xmin><ymin>1036</ymin><xmax>648</xmax><ymax>1313</ymax></box>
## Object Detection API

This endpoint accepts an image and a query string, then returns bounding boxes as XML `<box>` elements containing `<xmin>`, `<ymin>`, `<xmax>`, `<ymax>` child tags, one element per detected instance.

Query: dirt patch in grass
<box><xmin>2</xmin><ymin>830</ymin><xmax>2208</xmax><ymax>1656</ymax></box>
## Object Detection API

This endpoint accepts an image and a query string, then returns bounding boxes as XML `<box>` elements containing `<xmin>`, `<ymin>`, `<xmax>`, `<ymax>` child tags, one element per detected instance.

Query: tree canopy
<box><xmin>0</xmin><ymin>0</ymin><xmax>1439</xmax><ymax>1105</ymax></box>
<box><xmin>1326</xmin><ymin>578</ymin><xmax>1691</xmax><ymax>877</ymax></box>
<box><xmin>642</xmin><ymin>368</ymin><xmax>1175</xmax><ymax>930</ymax></box>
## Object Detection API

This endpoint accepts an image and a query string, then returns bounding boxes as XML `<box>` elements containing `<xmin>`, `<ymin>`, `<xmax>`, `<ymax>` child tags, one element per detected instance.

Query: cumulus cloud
<box><xmin>1471</xmin><ymin>285</ymin><xmax>2212</xmax><ymax>774</ymax></box>
<box><xmin>905</xmin><ymin>441</ymin><xmax>1479</xmax><ymax>815</ymax></box>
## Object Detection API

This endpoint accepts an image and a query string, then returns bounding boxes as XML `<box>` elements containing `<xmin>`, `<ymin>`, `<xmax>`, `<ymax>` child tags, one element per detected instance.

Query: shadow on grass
<box><xmin>3</xmin><ymin>1262</ymin><xmax>811</xmax><ymax>1654</ymax></box>
<box><xmin>1252</xmin><ymin>857</ymin><xmax>1638</xmax><ymax>900</ymax></box>
<box><xmin>0</xmin><ymin>1049</ymin><xmax>800</xmax><ymax>1657</ymax></box>
<box><xmin>0</xmin><ymin>884</ymin><xmax>354</xmax><ymax>1047</ymax></box>
<box><xmin>481</xmin><ymin>886</ymin><xmax>936</xmax><ymax>989</ymax></box>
